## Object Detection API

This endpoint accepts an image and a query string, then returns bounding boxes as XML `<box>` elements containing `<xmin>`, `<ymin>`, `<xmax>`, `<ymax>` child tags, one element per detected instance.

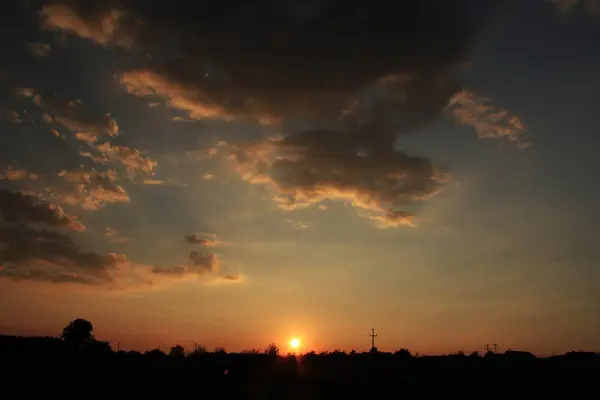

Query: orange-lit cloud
<box><xmin>227</xmin><ymin>127</ymin><xmax>448</xmax><ymax>228</ymax></box>
<box><xmin>0</xmin><ymin>168</ymin><xmax>41</xmax><ymax>181</ymax></box>
<box><xmin>142</xmin><ymin>179</ymin><xmax>165</xmax><ymax>185</ymax></box>
<box><xmin>40</xmin><ymin>4</ymin><xmax>132</xmax><ymax>47</ymax></box>
<box><xmin>56</xmin><ymin>169</ymin><xmax>130</xmax><ymax>211</ymax></box>
<box><xmin>80</xmin><ymin>141</ymin><xmax>157</xmax><ymax>180</ymax></box>
<box><xmin>119</xmin><ymin>70</ymin><xmax>279</xmax><ymax>125</ymax></box>
<box><xmin>448</xmin><ymin>90</ymin><xmax>529</xmax><ymax>147</ymax></box>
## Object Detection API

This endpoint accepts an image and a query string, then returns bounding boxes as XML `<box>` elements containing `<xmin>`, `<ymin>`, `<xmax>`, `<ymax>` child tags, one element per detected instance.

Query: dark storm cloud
<box><xmin>0</xmin><ymin>227</ymin><xmax>127</xmax><ymax>285</ymax></box>
<box><xmin>40</xmin><ymin>0</ymin><xmax>490</xmax><ymax>121</ymax></box>
<box><xmin>0</xmin><ymin>189</ymin><xmax>85</xmax><ymax>231</ymax></box>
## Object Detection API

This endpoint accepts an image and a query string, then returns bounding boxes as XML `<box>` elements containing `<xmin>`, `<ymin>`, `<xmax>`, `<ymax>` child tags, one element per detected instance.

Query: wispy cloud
<box><xmin>448</xmin><ymin>90</ymin><xmax>530</xmax><ymax>147</ymax></box>
<box><xmin>40</xmin><ymin>4</ymin><xmax>132</xmax><ymax>47</ymax></box>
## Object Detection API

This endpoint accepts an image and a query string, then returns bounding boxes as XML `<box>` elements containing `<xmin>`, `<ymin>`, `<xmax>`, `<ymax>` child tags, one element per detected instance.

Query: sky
<box><xmin>0</xmin><ymin>0</ymin><xmax>599</xmax><ymax>356</ymax></box>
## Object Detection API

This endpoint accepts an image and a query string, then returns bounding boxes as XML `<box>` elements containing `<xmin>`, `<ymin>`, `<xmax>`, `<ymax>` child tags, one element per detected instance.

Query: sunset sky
<box><xmin>1</xmin><ymin>0</ymin><xmax>599</xmax><ymax>356</ymax></box>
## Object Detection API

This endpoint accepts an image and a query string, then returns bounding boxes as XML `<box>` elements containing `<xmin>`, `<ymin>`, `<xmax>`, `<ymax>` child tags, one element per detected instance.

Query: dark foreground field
<box><xmin>1</xmin><ymin>335</ymin><xmax>598</xmax><ymax>398</ymax></box>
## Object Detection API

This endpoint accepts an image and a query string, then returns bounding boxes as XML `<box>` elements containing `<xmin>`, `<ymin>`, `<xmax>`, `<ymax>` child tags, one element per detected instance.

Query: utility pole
<box><xmin>484</xmin><ymin>344</ymin><xmax>490</xmax><ymax>353</ymax></box>
<box><xmin>369</xmin><ymin>328</ymin><xmax>378</xmax><ymax>352</ymax></box>
<box><xmin>492</xmin><ymin>344</ymin><xmax>498</xmax><ymax>354</ymax></box>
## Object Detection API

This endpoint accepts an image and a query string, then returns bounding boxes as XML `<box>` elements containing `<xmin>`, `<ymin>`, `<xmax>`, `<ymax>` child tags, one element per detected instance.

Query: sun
<box><xmin>289</xmin><ymin>338</ymin><xmax>300</xmax><ymax>349</ymax></box>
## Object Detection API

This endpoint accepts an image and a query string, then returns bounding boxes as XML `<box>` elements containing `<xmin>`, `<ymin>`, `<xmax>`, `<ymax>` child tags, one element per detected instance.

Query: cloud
<box><xmin>0</xmin><ymin>168</ymin><xmax>41</xmax><ymax>181</ymax></box>
<box><xmin>119</xmin><ymin>71</ymin><xmax>247</xmax><ymax>123</ymax></box>
<box><xmin>151</xmin><ymin>251</ymin><xmax>243</xmax><ymax>285</ymax></box>
<box><xmin>0</xmin><ymin>189</ymin><xmax>85</xmax><ymax>231</ymax></box>
<box><xmin>55</xmin><ymin>169</ymin><xmax>130</xmax><ymax>211</ymax></box>
<box><xmin>17</xmin><ymin>89</ymin><xmax>119</xmax><ymax>139</ymax></box>
<box><xmin>148</xmin><ymin>235</ymin><xmax>241</xmax><ymax>283</ymax></box>
<box><xmin>38</xmin><ymin>0</ymin><xmax>489</xmax><ymax>122</ymax></box>
<box><xmin>448</xmin><ymin>90</ymin><xmax>529</xmax><ymax>146</ymax></box>
<box><xmin>16</xmin><ymin>87</ymin><xmax>41</xmax><ymax>105</ymax></box>
<box><xmin>228</xmin><ymin>121</ymin><xmax>450</xmax><ymax>227</ymax></box>
<box><xmin>142</xmin><ymin>178</ymin><xmax>165</xmax><ymax>185</ymax></box>
<box><xmin>33</xmin><ymin>1</ymin><xmax>525</xmax><ymax>228</ymax></box>
<box><xmin>53</xmin><ymin>111</ymin><xmax>120</xmax><ymax>140</ymax></box>
<box><xmin>79</xmin><ymin>141</ymin><xmax>158</xmax><ymax>180</ymax></box>
<box><xmin>0</xmin><ymin>227</ymin><xmax>127</xmax><ymax>285</ymax></box>
<box><xmin>364</xmin><ymin>211</ymin><xmax>416</xmax><ymax>229</ymax></box>
<box><xmin>151</xmin><ymin>262</ymin><xmax>244</xmax><ymax>285</ymax></box>
<box><xmin>189</xmin><ymin>251</ymin><xmax>220</xmax><ymax>274</ymax></box>
<box><xmin>184</xmin><ymin>233</ymin><xmax>227</xmax><ymax>247</ymax></box>
<box><xmin>40</xmin><ymin>4</ymin><xmax>133</xmax><ymax>47</ymax></box>
<box><xmin>28</xmin><ymin>42</ymin><xmax>52</xmax><ymax>58</ymax></box>
<box><xmin>16</xmin><ymin>87</ymin><xmax>158</xmax><ymax>181</ymax></box>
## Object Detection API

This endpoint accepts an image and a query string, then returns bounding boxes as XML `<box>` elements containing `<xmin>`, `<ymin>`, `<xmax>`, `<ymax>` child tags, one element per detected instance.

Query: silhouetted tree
<box><xmin>61</xmin><ymin>318</ymin><xmax>94</xmax><ymax>347</ymax></box>
<box><xmin>169</xmin><ymin>344</ymin><xmax>185</xmax><ymax>358</ymax></box>
<box><xmin>265</xmin><ymin>343</ymin><xmax>279</xmax><ymax>357</ymax></box>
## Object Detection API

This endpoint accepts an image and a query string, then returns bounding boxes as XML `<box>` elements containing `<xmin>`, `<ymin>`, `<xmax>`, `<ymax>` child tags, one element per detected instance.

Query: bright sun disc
<box><xmin>290</xmin><ymin>338</ymin><xmax>300</xmax><ymax>349</ymax></box>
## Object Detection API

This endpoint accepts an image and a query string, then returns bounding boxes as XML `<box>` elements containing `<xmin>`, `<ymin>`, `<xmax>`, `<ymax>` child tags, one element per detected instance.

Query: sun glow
<box><xmin>289</xmin><ymin>338</ymin><xmax>300</xmax><ymax>349</ymax></box>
